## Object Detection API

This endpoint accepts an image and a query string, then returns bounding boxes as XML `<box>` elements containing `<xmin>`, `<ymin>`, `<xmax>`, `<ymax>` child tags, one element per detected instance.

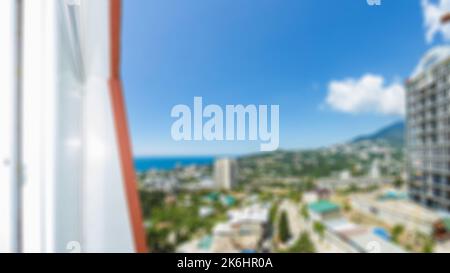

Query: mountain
<box><xmin>237</xmin><ymin>121</ymin><xmax>406</xmax><ymax>180</ymax></box>
<box><xmin>351</xmin><ymin>121</ymin><xmax>405</xmax><ymax>147</ymax></box>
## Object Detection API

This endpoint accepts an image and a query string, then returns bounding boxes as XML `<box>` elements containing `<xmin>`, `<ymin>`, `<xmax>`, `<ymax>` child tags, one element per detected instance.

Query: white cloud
<box><xmin>325</xmin><ymin>74</ymin><xmax>405</xmax><ymax>116</ymax></box>
<box><xmin>422</xmin><ymin>0</ymin><xmax>450</xmax><ymax>43</ymax></box>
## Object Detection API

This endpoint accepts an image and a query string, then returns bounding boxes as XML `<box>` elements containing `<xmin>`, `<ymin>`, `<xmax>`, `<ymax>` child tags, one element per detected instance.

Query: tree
<box><xmin>278</xmin><ymin>211</ymin><xmax>291</xmax><ymax>243</ymax></box>
<box><xmin>416</xmin><ymin>232</ymin><xmax>435</xmax><ymax>253</ymax></box>
<box><xmin>288</xmin><ymin>190</ymin><xmax>302</xmax><ymax>203</ymax></box>
<box><xmin>343</xmin><ymin>200</ymin><xmax>352</xmax><ymax>212</ymax></box>
<box><xmin>348</xmin><ymin>183</ymin><xmax>359</xmax><ymax>193</ymax></box>
<box><xmin>304</xmin><ymin>177</ymin><xmax>316</xmax><ymax>191</ymax></box>
<box><xmin>391</xmin><ymin>224</ymin><xmax>404</xmax><ymax>243</ymax></box>
<box><xmin>287</xmin><ymin>232</ymin><xmax>316</xmax><ymax>253</ymax></box>
<box><xmin>298</xmin><ymin>191</ymin><xmax>303</xmax><ymax>203</ymax></box>
<box><xmin>301</xmin><ymin>205</ymin><xmax>309</xmax><ymax>220</ymax></box>
<box><xmin>269</xmin><ymin>203</ymin><xmax>279</xmax><ymax>226</ymax></box>
<box><xmin>313</xmin><ymin>221</ymin><xmax>325</xmax><ymax>239</ymax></box>
<box><xmin>422</xmin><ymin>239</ymin><xmax>435</xmax><ymax>253</ymax></box>
<box><xmin>393</xmin><ymin>176</ymin><xmax>404</xmax><ymax>189</ymax></box>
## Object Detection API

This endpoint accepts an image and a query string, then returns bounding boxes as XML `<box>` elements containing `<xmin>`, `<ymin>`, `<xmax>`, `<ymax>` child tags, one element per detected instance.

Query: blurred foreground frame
<box><xmin>0</xmin><ymin>0</ymin><xmax>147</xmax><ymax>253</ymax></box>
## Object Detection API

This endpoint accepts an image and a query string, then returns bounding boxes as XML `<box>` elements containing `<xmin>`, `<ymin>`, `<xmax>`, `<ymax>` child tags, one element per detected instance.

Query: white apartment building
<box><xmin>214</xmin><ymin>158</ymin><xmax>238</xmax><ymax>190</ymax></box>
<box><xmin>406</xmin><ymin>46</ymin><xmax>450</xmax><ymax>212</ymax></box>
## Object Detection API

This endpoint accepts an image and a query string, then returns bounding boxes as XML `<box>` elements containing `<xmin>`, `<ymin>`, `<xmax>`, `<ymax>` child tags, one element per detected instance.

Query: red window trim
<box><xmin>109</xmin><ymin>0</ymin><xmax>148</xmax><ymax>253</ymax></box>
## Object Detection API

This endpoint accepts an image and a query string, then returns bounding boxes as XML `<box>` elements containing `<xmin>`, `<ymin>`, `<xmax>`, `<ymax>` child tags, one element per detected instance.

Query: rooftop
<box><xmin>309</xmin><ymin>200</ymin><xmax>340</xmax><ymax>214</ymax></box>
<box><xmin>324</xmin><ymin>218</ymin><xmax>406</xmax><ymax>253</ymax></box>
<box><xmin>228</xmin><ymin>204</ymin><xmax>269</xmax><ymax>225</ymax></box>
<box><xmin>411</xmin><ymin>46</ymin><xmax>450</xmax><ymax>79</ymax></box>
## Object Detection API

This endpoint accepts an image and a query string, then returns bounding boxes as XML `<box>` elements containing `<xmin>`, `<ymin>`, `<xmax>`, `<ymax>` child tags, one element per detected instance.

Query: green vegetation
<box><xmin>298</xmin><ymin>191</ymin><xmax>303</xmax><ymax>203</ymax></box>
<box><xmin>395</xmin><ymin>229</ymin><xmax>436</xmax><ymax>253</ymax></box>
<box><xmin>238</xmin><ymin>150</ymin><xmax>353</xmax><ymax>179</ymax></box>
<box><xmin>288</xmin><ymin>190</ymin><xmax>303</xmax><ymax>202</ymax></box>
<box><xmin>238</xmin><ymin>135</ymin><xmax>404</xmax><ymax>184</ymax></box>
<box><xmin>343</xmin><ymin>200</ymin><xmax>352</xmax><ymax>212</ymax></box>
<box><xmin>337</xmin><ymin>184</ymin><xmax>379</xmax><ymax>195</ymax></box>
<box><xmin>313</xmin><ymin>221</ymin><xmax>326</xmax><ymax>239</ymax></box>
<box><xmin>239</xmin><ymin>148</ymin><xmax>400</xmax><ymax>181</ymax></box>
<box><xmin>138</xmin><ymin>122</ymin><xmax>407</xmax><ymax>253</ymax></box>
<box><xmin>422</xmin><ymin>237</ymin><xmax>435</xmax><ymax>253</ymax></box>
<box><xmin>285</xmin><ymin>232</ymin><xmax>316</xmax><ymax>253</ymax></box>
<box><xmin>414</xmin><ymin>232</ymin><xmax>435</xmax><ymax>253</ymax></box>
<box><xmin>278</xmin><ymin>211</ymin><xmax>291</xmax><ymax>243</ymax></box>
<box><xmin>347</xmin><ymin>183</ymin><xmax>359</xmax><ymax>194</ymax></box>
<box><xmin>269</xmin><ymin>202</ymin><xmax>279</xmax><ymax>227</ymax></box>
<box><xmin>391</xmin><ymin>224</ymin><xmax>404</xmax><ymax>243</ymax></box>
<box><xmin>393</xmin><ymin>176</ymin><xmax>405</xmax><ymax>189</ymax></box>
<box><xmin>303</xmin><ymin>177</ymin><xmax>316</xmax><ymax>191</ymax></box>
<box><xmin>300</xmin><ymin>204</ymin><xmax>309</xmax><ymax>220</ymax></box>
<box><xmin>140</xmin><ymin>190</ymin><xmax>229</xmax><ymax>252</ymax></box>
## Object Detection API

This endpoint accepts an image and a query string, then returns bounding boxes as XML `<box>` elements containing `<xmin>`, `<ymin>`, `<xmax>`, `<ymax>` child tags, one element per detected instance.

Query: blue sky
<box><xmin>121</xmin><ymin>0</ymin><xmax>439</xmax><ymax>156</ymax></box>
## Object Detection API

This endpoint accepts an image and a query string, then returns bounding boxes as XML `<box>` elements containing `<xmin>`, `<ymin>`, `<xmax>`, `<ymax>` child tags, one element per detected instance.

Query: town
<box><xmin>138</xmin><ymin>129</ymin><xmax>450</xmax><ymax>253</ymax></box>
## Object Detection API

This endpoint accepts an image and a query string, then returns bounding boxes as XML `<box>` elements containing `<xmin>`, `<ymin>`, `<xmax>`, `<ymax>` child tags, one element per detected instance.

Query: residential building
<box><xmin>406</xmin><ymin>46</ymin><xmax>450</xmax><ymax>211</ymax></box>
<box><xmin>214</xmin><ymin>158</ymin><xmax>238</xmax><ymax>190</ymax></box>
<box><xmin>308</xmin><ymin>200</ymin><xmax>341</xmax><ymax>222</ymax></box>
<box><xmin>177</xmin><ymin>204</ymin><xmax>269</xmax><ymax>253</ymax></box>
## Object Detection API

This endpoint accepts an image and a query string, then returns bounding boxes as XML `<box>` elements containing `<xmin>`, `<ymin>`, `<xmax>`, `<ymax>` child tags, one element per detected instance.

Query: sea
<box><xmin>134</xmin><ymin>156</ymin><xmax>216</xmax><ymax>172</ymax></box>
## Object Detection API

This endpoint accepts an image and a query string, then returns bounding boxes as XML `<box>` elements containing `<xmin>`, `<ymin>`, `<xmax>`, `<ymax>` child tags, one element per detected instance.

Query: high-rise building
<box><xmin>406</xmin><ymin>46</ymin><xmax>450</xmax><ymax>212</ymax></box>
<box><xmin>214</xmin><ymin>158</ymin><xmax>238</xmax><ymax>190</ymax></box>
